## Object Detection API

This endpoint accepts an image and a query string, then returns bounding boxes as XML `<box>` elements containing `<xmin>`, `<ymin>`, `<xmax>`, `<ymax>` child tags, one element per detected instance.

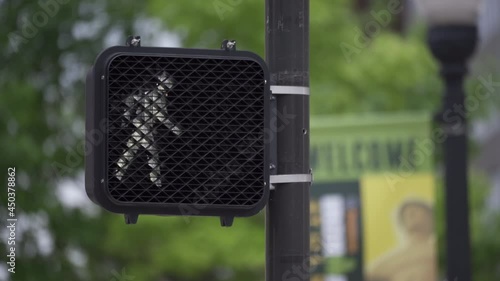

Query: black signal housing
<box><xmin>85</xmin><ymin>45</ymin><xmax>270</xmax><ymax>224</ymax></box>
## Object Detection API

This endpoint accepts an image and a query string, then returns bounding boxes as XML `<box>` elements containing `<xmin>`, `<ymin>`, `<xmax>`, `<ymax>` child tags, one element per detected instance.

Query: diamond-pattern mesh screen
<box><xmin>106</xmin><ymin>54</ymin><xmax>266</xmax><ymax>206</ymax></box>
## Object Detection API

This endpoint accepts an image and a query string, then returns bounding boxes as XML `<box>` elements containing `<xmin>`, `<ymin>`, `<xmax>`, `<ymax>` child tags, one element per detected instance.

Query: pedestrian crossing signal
<box><xmin>85</xmin><ymin>44</ymin><xmax>270</xmax><ymax>226</ymax></box>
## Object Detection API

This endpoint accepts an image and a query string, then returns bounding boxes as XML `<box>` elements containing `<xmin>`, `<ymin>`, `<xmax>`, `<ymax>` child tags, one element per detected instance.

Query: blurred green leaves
<box><xmin>146</xmin><ymin>0</ymin><xmax>441</xmax><ymax>116</ymax></box>
<box><xmin>102</xmin><ymin>215</ymin><xmax>265</xmax><ymax>281</ymax></box>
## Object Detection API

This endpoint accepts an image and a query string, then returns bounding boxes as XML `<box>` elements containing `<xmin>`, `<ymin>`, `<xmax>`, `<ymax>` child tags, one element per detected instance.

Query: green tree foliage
<box><xmin>145</xmin><ymin>0</ymin><xmax>442</xmax><ymax>115</ymax></box>
<box><xmin>0</xmin><ymin>0</ymin><xmax>498</xmax><ymax>281</ymax></box>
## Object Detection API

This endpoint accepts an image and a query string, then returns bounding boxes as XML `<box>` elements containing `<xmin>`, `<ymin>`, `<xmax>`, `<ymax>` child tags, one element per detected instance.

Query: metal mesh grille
<box><xmin>106</xmin><ymin>54</ymin><xmax>266</xmax><ymax>206</ymax></box>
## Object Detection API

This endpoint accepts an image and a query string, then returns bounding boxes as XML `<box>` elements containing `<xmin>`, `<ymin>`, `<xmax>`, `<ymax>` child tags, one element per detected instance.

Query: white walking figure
<box><xmin>115</xmin><ymin>72</ymin><xmax>181</xmax><ymax>187</ymax></box>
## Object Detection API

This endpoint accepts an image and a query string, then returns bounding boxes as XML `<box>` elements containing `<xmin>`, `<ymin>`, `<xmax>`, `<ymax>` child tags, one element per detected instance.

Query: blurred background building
<box><xmin>472</xmin><ymin>0</ymin><xmax>500</xmax><ymax>210</ymax></box>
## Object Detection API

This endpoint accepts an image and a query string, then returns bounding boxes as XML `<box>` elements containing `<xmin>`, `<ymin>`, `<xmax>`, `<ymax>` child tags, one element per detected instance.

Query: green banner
<box><xmin>311</xmin><ymin>112</ymin><xmax>433</xmax><ymax>182</ymax></box>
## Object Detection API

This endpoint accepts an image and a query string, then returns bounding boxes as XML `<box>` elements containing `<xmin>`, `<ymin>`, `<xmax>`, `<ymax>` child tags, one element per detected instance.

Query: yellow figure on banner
<box><xmin>366</xmin><ymin>199</ymin><xmax>437</xmax><ymax>281</ymax></box>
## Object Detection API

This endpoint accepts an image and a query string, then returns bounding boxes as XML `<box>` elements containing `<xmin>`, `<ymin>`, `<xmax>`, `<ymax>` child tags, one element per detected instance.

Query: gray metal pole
<box><xmin>265</xmin><ymin>1</ymin><xmax>310</xmax><ymax>281</ymax></box>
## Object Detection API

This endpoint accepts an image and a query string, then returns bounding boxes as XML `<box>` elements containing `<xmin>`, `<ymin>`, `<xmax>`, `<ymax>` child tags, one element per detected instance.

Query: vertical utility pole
<box><xmin>265</xmin><ymin>1</ymin><xmax>310</xmax><ymax>281</ymax></box>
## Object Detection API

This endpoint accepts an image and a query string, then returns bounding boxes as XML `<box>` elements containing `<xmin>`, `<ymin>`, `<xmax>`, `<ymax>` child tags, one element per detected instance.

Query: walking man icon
<box><xmin>114</xmin><ymin>72</ymin><xmax>181</xmax><ymax>187</ymax></box>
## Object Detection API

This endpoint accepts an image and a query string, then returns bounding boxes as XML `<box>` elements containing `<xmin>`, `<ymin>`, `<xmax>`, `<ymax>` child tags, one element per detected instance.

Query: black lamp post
<box><xmin>431</xmin><ymin>25</ymin><xmax>477</xmax><ymax>281</ymax></box>
<box><xmin>416</xmin><ymin>1</ymin><xmax>481</xmax><ymax>281</ymax></box>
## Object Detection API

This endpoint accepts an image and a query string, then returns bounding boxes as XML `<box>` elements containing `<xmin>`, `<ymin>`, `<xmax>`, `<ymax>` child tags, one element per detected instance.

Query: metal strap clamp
<box><xmin>270</xmin><ymin>86</ymin><xmax>310</xmax><ymax>96</ymax></box>
<box><xmin>269</xmin><ymin>173</ymin><xmax>313</xmax><ymax>190</ymax></box>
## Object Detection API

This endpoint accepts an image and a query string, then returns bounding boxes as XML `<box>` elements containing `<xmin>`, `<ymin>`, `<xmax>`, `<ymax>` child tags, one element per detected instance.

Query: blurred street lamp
<box><xmin>415</xmin><ymin>0</ymin><xmax>481</xmax><ymax>281</ymax></box>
